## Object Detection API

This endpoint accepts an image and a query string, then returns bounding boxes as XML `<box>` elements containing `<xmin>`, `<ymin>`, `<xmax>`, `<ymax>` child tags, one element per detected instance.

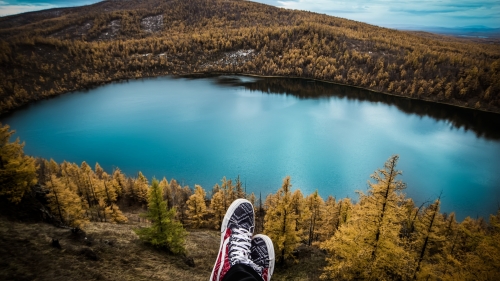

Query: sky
<box><xmin>0</xmin><ymin>0</ymin><xmax>499</xmax><ymax>28</ymax></box>
<box><xmin>0</xmin><ymin>0</ymin><xmax>99</xmax><ymax>16</ymax></box>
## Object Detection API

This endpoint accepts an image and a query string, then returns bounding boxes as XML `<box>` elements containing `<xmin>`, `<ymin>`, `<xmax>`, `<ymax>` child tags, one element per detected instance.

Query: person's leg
<box><xmin>221</xmin><ymin>264</ymin><xmax>263</xmax><ymax>281</ymax></box>
<box><xmin>210</xmin><ymin>199</ymin><xmax>260</xmax><ymax>281</ymax></box>
<box><xmin>250</xmin><ymin>234</ymin><xmax>275</xmax><ymax>281</ymax></box>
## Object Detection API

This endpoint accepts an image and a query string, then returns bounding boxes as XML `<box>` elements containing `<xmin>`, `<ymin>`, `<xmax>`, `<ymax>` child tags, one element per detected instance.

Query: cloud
<box><xmin>272</xmin><ymin>0</ymin><xmax>500</xmax><ymax>27</ymax></box>
<box><xmin>0</xmin><ymin>0</ymin><xmax>100</xmax><ymax>17</ymax></box>
<box><xmin>0</xmin><ymin>3</ymin><xmax>57</xmax><ymax>16</ymax></box>
<box><xmin>1</xmin><ymin>0</ymin><xmax>498</xmax><ymax>28</ymax></box>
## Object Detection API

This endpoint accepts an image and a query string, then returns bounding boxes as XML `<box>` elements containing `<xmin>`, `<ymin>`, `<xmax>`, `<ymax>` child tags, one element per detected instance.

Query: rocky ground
<box><xmin>141</xmin><ymin>14</ymin><xmax>163</xmax><ymax>33</ymax></box>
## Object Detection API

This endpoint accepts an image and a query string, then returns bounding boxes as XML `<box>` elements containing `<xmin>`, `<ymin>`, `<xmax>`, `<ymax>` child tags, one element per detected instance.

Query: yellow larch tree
<box><xmin>46</xmin><ymin>174</ymin><xmax>88</xmax><ymax>229</ymax></box>
<box><xmin>336</xmin><ymin>197</ymin><xmax>353</xmax><ymax>228</ymax></box>
<box><xmin>221</xmin><ymin>176</ymin><xmax>235</xmax><ymax>209</ymax></box>
<box><xmin>321</xmin><ymin>155</ymin><xmax>411</xmax><ymax>280</ymax></box>
<box><xmin>111</xmin><ymin>168</ymin><xmax>126</xmax><ymax>198</ymax></box>
<box><xmin>412</xmin><ymin>199</ymin><xmax>446</xmax><ymax>280</ymax></box>
<box><xmin>163</xmin><ymin>177</ymin><xmax>174</xmax><ymax>208</ymax></box>
<box><xmin>439</xmin><ymin>212</ymin><xmax>463</xmax><ymax>279</ymax></box>
<box><xmin>247</xmin><ymin>192</ymin><xmax>256</xmax><ymax>209</ymax></box>
<box><xmin>235</xmin><ymin>175</ymin><xmax>245</xmax><ymax>199</ymax></box>
<box><xmin>176</xmin><ymin>185</ymin><xmax>192</xmax><ymax>225</ymax></box>
<box><xmin>290</xmin><ymin>189</ymin><xmax>309</xmax><ymax>243</ymax></box>
<box><xmin>133</xmin><ymin>171</ymin><xmax>149</xmax><ymax>205</ymax></box>
<box><xmin>210</xmin><ymin>188</ymin><xmax>226</xmax><ymax>229</ymax></box>
<box><xmin>186</xmin><ymin>184</ymin><xmax>207</xmax><ymax>228</ymax></box>
<box><xmin>445</xmin><ymin>214</ymin><xmax>500</xmax><ymax>280</ymax></box>
<box><xmin>158</xmin><ymin>177</ymin><xmax>169</xmax><ymax>203</ymax></box>
<box><xmin>316</xmin><ymin>195</ymin><xmax>337</xmax><ymax>243</ymax></box>
<box><xmin>81</xmin><ymin>161</ymin><xmax>106</xmax><ymax>222</ymax></box>
<box><xmin>101</xmin><ymin>171</ymin><xmax>127</xmax><ymax>223</ymax></box>
<box><xmin>168</xmin><ymin>179</ymin><xmax>182</xmax><ymax>210</ymax></box>
<box><xmin>0</xmin><ymin>124</ymin><xmax>37</xmax><ymax>203</ymax></box>
<box><xmin>462</xmin><ymin>211</ymin><xmax>500</xmax><ymax>280</ymax></box>
<box><xmin>304</xmin><ymin>190</ymin><xmax>325</xmax><ymax>246</ymax></box>
<box><xmin>264</xmin><ymin>176</ymin><xmax>300</xmax><ymax>265</ymax></box>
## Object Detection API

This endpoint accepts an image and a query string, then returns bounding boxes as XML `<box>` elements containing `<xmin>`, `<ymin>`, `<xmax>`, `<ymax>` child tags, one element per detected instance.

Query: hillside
<box><xmin>0</xmin><ymin>209</ymin><xmax>326</xmax><ymax>281</ymax></box>
<box><xmin>0</xmin><ymin>0</ymin><xmax>499</xmax><ymax>114</ymax></box>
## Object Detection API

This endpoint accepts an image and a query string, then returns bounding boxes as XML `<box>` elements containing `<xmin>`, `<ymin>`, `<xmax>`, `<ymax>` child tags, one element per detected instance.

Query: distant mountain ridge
<box><xmin>0</xmin><ymin>0</ymin><xmax>499</xmax><ymax>114</ymax></box>
<box><xmin>390</xmin><ymin>24</ymin><xmax>500</xmax><ymax>38</ymax></box>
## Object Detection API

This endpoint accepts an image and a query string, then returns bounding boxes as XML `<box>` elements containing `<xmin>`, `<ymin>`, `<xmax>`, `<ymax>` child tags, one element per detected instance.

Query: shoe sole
<box><xmin>209</xmin><ymin>198</ymin><xmax>254</xmax><ymax>281</ymax></box>
<box><xmin>253</xmin><ymin>234</ymin><xmax>275</xmax><ymax>281</ymax></box>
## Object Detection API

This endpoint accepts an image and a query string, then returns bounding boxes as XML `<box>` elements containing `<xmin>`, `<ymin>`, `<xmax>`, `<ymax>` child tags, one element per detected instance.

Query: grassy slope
<box><xmin>0</xmin><ymin>210</ymin><xmax>326</xmax><ymax>281</ymax></box>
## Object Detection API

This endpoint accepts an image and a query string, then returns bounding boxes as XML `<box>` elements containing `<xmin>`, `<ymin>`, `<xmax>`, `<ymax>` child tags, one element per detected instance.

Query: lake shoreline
<box><xmin>6</xmin><ymin>71</ymin><xmax>498</xmax><ymax>118</ymax></box>
<box><xmin>2</xmin><ymin>76</ymin><xmax>499</xmax><ymax>221</ymax></box>
<box><xmin>182</xmin><ymin>71</ymin><xmax>500</xmax><ymax>115</ymax></box>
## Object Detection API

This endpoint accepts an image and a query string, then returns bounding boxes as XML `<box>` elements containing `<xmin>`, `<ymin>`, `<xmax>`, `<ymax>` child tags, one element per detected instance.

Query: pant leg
<box><xmin>221</xmin><ymin>264</ymin><xmax>263</xmax><ymax>281</ymax></box>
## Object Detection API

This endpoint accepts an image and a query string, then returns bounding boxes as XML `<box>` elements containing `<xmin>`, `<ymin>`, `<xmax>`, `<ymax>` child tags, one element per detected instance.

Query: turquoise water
<box><xmin>2</xmin><ymin>76</ymin><xmax>500</xmax><ymax>220</ymax></box>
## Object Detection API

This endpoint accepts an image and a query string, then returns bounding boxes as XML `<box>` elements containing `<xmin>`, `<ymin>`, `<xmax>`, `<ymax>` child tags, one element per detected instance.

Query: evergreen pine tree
<box><xmin>134</xmin><ymin>178</ymin><xmax>186</xmax><ymax>254</ymax></box>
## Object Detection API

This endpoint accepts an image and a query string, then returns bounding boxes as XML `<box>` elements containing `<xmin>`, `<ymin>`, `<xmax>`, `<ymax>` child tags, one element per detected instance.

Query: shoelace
<box><xmin>229</xmin><ymin>228</ymin><xmax>262</xmax><ymax>274</ymax></box>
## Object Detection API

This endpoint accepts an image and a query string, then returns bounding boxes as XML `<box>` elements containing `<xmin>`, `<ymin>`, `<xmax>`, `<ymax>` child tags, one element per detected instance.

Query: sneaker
<box><xmin>210</xmin><ymin>198</ymin><xmax>257</xmax><ymax>281</ymax></box>
<box><xmin>251</xmin><ymin>234</ymin><xmax>275</xmax><ymax>281</ymax></box>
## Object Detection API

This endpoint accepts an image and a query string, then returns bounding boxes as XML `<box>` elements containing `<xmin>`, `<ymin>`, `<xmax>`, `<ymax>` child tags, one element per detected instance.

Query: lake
<box><xmin>1</xmin><ymin>75</ymin><xmax>499</xmax><ymax>220</ymax></box>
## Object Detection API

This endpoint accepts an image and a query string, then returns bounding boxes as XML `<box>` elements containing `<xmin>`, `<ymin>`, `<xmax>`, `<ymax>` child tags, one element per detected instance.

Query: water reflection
<box><xmin>210</xmin><ymin>76</ymin><xmax>500</xmax><ymax>141</ymax></box>
<box><xmin>2</xmin><ymin>75</ymin><xmax>499</xmax><ymax>220</ymax></box>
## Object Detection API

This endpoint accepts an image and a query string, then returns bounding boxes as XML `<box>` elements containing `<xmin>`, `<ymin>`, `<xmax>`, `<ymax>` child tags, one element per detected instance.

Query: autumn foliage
<box><xmin>1</xmin><ymin>123</ymin><xmax>499</xmax><ymax>278</ymax></box>
<box><xmin>0</xmin><ymin>0</ymin><xmax>499</xmax><ymax>115</ymax></box>
<box><xmin>0</xmin><ymin>123</ymin><xmax>37</xmax><ymax>204</ymax></box>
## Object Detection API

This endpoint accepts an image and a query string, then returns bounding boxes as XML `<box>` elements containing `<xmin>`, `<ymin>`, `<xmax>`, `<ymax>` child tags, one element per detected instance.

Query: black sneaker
<box><xmin>210</xmin><ymin>199</ymin><xmax>257</xmax><ymax>281</ymax></box>
<box><xmin>251</xmin><ymin>234</ymin><xmax>275</xmax><ymax>281</ymax></box>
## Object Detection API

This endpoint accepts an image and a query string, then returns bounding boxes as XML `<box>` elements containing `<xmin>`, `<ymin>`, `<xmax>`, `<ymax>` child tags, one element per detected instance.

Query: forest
<box><xmin>1</xmin><ymin>122</ymin><xmax>499</xmax><ymax>280</ymax></box>
<box><xmin>0</xmin><ymin>0</ymin><xmax>499</xmax><ymax>114</ymax></box>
